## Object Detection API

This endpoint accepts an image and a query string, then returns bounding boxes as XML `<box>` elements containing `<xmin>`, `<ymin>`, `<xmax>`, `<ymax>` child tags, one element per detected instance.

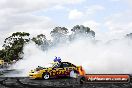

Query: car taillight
<box><xmin>80</xmin><ymin>66</ymin><xmax>83</xmax><ymax>71</ymax></box>
<box><xmin>79</xmin><ymin>66</ymin><xmax>86</xmax><ymax>76</ymax></box>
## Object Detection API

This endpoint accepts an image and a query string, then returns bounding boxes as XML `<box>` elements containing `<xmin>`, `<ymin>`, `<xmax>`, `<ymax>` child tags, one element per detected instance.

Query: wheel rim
<box><xmin>44</xmin><ymin>74</ymin><xmax>49</xmax><ymax>79</ymax></box>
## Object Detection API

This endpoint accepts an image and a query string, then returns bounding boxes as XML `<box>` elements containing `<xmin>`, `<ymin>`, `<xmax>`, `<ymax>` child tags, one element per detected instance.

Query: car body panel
<box><xmin>29</xmin><ymin>62</ymin><xmax>84</xmax><ymax>79</ymax></box>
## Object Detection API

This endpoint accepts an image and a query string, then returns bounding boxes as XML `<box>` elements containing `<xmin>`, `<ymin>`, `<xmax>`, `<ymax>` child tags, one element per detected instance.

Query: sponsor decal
<box><xmin>86</xmin><ymin>74</ymin><xmax>130</xmax><ymax>83</ymax></box>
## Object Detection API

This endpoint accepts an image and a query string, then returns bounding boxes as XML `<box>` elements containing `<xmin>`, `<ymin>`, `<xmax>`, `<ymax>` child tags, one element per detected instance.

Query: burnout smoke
<box><xmin>11</xmin><ymin>37</ymin><xmax>132</xmax><ymax>77</ymax></box>
<box><xmin>63</xmin><ymin>38</ymin><xmax>132</xmax><ymax>74</ymax></box>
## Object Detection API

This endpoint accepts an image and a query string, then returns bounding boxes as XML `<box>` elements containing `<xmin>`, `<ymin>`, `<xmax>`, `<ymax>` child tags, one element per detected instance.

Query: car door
<box><xmin>53</xmin><ymin>63</ymin><xmax>65</xmax><ymax>76</ymax></box>
<box><xmin>62</xmin><ymin>62</ymin><xmax>75</xmax><ymax>76</ymax></box>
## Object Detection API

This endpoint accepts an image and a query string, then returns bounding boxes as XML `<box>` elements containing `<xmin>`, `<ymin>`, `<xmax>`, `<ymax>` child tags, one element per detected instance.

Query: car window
<box><xmin>62</xmin><ymin>63</ymin><xmax>71</xmax><ymax>67</ymax></box>
<box><xmin>53</xmin><ymin>63</ymin><xmax>61</xmax><ymax>68</ymax></box>
<box><xmin>71</xmin><ymin>64</ymin><xmax>76</xmax><ymax>67</ymax></box>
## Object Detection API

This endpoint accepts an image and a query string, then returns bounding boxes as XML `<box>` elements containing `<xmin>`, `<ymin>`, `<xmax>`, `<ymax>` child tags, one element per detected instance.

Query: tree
<box><xmin>70</xmin><ymin>25</ymin><xmax>95</xmax><ymax>40</ymax></box>
<box><xmin>50</xmin><ymin>27</ymin><xmax>69</xmax><ymax>44</ymax></box>
<box><xmin>2</xmin><ymin>32</ymin><xmax>30</xmax><ymax>62</ymax></box>
<box><xmin>125</xmin><ymin>33</ymin><xmax>132</xmax><ymax>39</ymax></box>
<box><xmin>32</xmin><ymin>34</ymin><xmax>50</xmax><ymax>50</ymax></box>
<box><xmin>0</xmin><ymin>49</ymin><xmax>5</xmax><ymax>60</ymax></box>
<box><xmin>32</xmin><ymin>34</ymin><xmax>46</xmax><ymax>45</ymax></box>
<box><xmin>71</xmin><ymin>25</ymin><xmax>90</xmax><ymax>33</ymax></box>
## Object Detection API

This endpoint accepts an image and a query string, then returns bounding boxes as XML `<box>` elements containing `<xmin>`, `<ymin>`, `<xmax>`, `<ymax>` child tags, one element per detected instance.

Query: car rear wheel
<box><xmin>42</xmin><ymin>72</ymin><xmax>50</xmax><ymax>79</ymax></box>
<box><xmin>77</xmin><ymin>76</ymin><xmax>86</xmax><ymax>84</ymax></box>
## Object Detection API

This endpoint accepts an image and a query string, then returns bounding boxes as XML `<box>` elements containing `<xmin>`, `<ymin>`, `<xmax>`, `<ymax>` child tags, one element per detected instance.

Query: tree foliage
<box><xmin>50</xmin><ymin>27</ymin><xmax>69</xmax><ymax>44</ymax></box>
<box><xmin>71</xmin><ymin>25</ymin><xmax>90</xmax><ymax>33</ymax></box>
<box><xmin>126</xmin><ymin>33</ymin><xmax>132</xmax><ymax>39</ymax></box>
<box><xmin>70</xmin><ymin>25</ymin><xmax>95</xmax><ymax>40</ymax></box>
<box><xmin>1</xmin><ymin>32</ymin><xmax>30</xmax><ymax>62</ymax></box>
<box><xmin>32</xmin><ymin>34</ymin><xmax>50</xmax><ymax>50</ymax></box>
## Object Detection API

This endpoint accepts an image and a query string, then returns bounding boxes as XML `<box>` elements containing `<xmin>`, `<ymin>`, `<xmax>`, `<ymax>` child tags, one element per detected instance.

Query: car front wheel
<box><xmin>42</xmin><ymin>72</ymin><xmax>50</xmax><ymax>79</ymax></box>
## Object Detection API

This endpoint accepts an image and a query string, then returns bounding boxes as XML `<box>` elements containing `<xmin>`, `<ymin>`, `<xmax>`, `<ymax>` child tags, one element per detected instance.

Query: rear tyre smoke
<box><xmin>70</xmin><ymin>70</ymin><xmax>79</xmax><ymax>78</ymax></box>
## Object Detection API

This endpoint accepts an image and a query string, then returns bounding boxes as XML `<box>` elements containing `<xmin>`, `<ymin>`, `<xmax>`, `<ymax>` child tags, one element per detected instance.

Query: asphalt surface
<box><xmin>0</xmin><ymin>77</ymin><xmax>132</xmax><ymax>88</ymax></box>
<box><xmin>0</xmin><ymin>69</ymin><xmax>132</xmax><ymax>88</ymax></box>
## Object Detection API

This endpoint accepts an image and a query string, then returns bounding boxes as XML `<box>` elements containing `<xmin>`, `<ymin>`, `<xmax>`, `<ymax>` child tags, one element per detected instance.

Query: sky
<box><xmin>0</xmin><ymin>0</ymin><xmax>132</xmax><ymax>48</ymax></box>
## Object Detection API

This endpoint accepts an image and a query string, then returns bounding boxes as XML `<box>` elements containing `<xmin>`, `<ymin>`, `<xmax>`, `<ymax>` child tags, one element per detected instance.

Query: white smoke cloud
<box><xmin>10</xmin><ymin>37</ymin><xmax>132</xmax><ymax>77</ymax></box>
<box><xmin>10</xmin><ymin>42</ymin><xmax>50</xmax><ymax>76</ymax></box>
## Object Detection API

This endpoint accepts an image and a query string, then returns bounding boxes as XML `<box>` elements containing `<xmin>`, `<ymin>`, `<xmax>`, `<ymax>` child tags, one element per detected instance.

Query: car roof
<box><xmin>61</xmin><ymin>62</ymin><xmax>76</xmax><ymax>66</ymax></box>
<box><xmin>61</xmin><ymin>62</ymin><xmax>71</xmax><ymax>63</ymax></box>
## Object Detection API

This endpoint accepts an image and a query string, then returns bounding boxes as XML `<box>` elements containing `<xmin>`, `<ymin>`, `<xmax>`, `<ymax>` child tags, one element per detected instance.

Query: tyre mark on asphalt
<box><xmin>16</xmin><ymin>78</ymin><xmax>64</xmax><ymax>88</ymax></box>
<box><xmin>0</xmin><ymin>77</ymin><xmax>132</xmax><ymax>88</ymax></box>
<box><xmin>0</xmin><ymin>77</ymin><xmax>14</xmax><ymax>88</ymax></box>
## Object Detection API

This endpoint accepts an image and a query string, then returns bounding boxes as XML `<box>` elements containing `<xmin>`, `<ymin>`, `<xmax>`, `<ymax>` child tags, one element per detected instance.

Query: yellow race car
<box><xmin>29</xmin><ymin>61</ymin><xmax>85</xmax><ymax>79</ymax></box>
